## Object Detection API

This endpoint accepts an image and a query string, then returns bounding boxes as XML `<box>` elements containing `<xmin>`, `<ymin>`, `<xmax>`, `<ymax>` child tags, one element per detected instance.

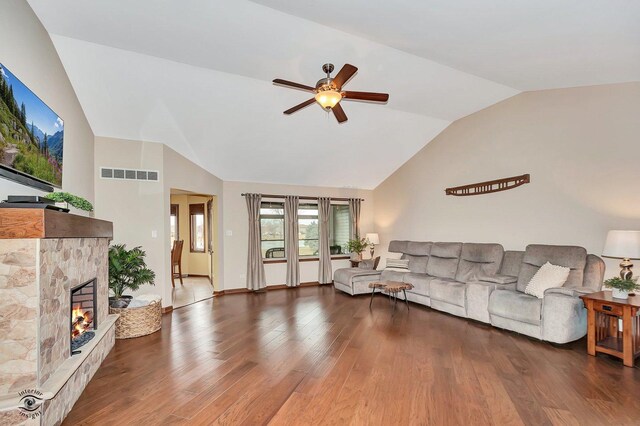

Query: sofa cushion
<box><xmin>430</xmin><ymin>279</ymin><xmax>466</xmax><ymax>307</ymax></box>
<box><xmin>426</xmin><ymin>242</ymin><xmax>462</xmax><ymax>279</ymax></box>
<box><xmin>517</xmin><ymin>245</ymin><xmax>587</xmax><ymax>292</ymax></box>
<box><xmin>489</xmin><ymin>290</ymin><xmax>542</xmax><ymax>325</ymax></box>
<box><xmin>500</xmin><ymin>250</ymin><xmax>524</xmax><ymax>277</ymax></box>
<box><xmin>380</xmin><ymin>269</ymin><xmax>407</xmax><ymax>282</ymax></box>
<box><xmin>402</xmin><ymin>273</ymin><xmax>435</xmax><ymax>296</ymax></box>
<box><xmin>455</xmin><ymin>243</ymin><xmax>504</xmax><ymax>282</ymax></box>
<box><xmin>333</xmin><ymin>268</ymin><xmax>381</xmax><ymax>284</ymax></box>
<box><xmin>402</xmin><ymin>254</ymin><xmax>429</xmax><ymax>274</ymax></box>
<box><xmin>388</xmin><ymin>240</ymin><xmax>410</xmax><ymax>254</ymax></box>
<box><xmin>405</xmin><ymin>241</ymin><xmax>432</xmax><ymax>256</ymax></box>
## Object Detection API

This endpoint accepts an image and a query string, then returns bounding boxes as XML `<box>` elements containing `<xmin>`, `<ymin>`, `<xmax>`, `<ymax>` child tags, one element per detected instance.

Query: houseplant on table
<box><xmin>45</xmin><ymin>191</ymin><xmax>93</xmax><ymax>212</ymax></box>
<box><xmin>109</xmin><ymin>244</ymin><xmax>161</xmax><ymax>338</ymax></box>
<box><xmin>604</xmin><ymin>276</ymin><xmax>639</xmax><ymax>299</ymax></box>
<box><xmin>345</xmin><ymin>237</ymin><xmax>369</xmax><ymax>261</ymax></box>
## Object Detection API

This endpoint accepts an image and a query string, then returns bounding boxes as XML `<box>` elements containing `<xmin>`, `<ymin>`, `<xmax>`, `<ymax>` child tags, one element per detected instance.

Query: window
<box><xmin>170</xmin><ymin>204</ymin><xmax>179</xmax><ymax>247</ymax></box>
<box><xmin>329</xmin><ymin>204</ymin><xmax>351</xmax><ymax>254</ymax></box>
<box><xmin>259</xmin><ymin>201</ymin><xmax>352</xmax><ymax>259</ymax></box>
<box><xmin>260</xmin><ymin>202</ymin><xmax>285</xmax><ymax>258</ymax></box>
<box><xmin>189</xmin><ymin>203</ymin><xmax>205</xmax><ymax>252</ymax></box>
<box><xmin>298</xmin><ymin>204</ymin><xmax>319</xmax><ymax>257</ymax></box>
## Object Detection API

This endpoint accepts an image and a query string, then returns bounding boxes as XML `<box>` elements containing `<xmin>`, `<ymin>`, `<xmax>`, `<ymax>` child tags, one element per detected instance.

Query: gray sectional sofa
<box><xmin>333</xmin><ymin>240</ymin><xmax>605</xmax><ymax>344</ymax></box>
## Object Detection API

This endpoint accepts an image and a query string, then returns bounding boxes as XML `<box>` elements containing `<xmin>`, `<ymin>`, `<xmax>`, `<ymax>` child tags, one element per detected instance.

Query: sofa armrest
<box><xmin>474</xmin><ymin>274</ymin><xmax>517</xmax><ymax>285</ymax></box>
<box><xmin>544</xmin><ymin>286</ymin><xmax>596</xmax><ymax>298</ymax></box>
<box><xmin>542</xmin><ymin>290</ymin><xmax>591</xmax><ymax>343</ymax></box>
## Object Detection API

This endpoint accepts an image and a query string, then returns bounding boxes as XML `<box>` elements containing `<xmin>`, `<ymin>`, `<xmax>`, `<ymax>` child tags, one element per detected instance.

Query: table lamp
<box><xmin>602</xmin><ymin>230</ymin><xmax>640</xmax><ymax>280</ymax></box>
<box><xmin>366</xmin><ymin>233</ymin><xmax>379</xmax><ymax>258</ymax></box>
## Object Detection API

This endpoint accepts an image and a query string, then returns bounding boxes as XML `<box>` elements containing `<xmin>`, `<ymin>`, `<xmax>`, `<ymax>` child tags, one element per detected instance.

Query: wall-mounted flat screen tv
<box><xmin>0</xmin><ymin>62</ymin><xmax>63</xmax><ymax>191</ymax></box>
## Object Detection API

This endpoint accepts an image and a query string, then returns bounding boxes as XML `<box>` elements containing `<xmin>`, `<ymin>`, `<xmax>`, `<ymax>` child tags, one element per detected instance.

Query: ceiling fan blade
<box><xmin>342</xmin><ymin>91</ymin><xmax>389</xmax><ymax>102</ymax></box>
<box><xmin>273</xmin><ymin>79</ymin><xmax>316</xmax><ymax>92</ymax></box>
<box><xmin>332</xmin><ymin>103</ymin><xmax>348</xmax><ymax>123</ymax></box>
<box><xmin>332</xmin><ymin>64</ymin><xmax>358</xmax><ymax>90</ymax></box>
<box><xmin>283</xmin><ymin>98</ymin><xmax>316</xmax><ymax>115</ymax></box>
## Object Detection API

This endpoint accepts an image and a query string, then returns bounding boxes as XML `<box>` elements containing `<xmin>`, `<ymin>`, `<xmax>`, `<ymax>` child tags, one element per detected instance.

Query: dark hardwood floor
<box><xmin>64</xmin><ymin>286</ymin><xmax>640</xmax><ymax>425</ymax></box>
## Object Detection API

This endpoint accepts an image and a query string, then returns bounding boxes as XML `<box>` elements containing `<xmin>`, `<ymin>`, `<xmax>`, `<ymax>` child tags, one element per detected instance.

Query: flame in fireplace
<box><xmin>71</xmin><ymin>306</ymin><xmax>93</xmax><ymax>339</ymax></box>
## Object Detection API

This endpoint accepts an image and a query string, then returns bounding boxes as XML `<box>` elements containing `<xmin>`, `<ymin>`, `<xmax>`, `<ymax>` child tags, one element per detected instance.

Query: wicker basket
<box><xmin>109</xmin><ymin>300</ymin><xmax>162</xmax><ymax>339</ymax></box>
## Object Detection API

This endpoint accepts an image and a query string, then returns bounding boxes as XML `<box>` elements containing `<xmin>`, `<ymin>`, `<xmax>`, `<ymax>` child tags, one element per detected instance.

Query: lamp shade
<box><xmin>365</xmin><ymin>233</ymin><xmax>380</xmax><ymax>245</ymax></box>
<box><xmin>315</xmin><ymin>90</ymin><xmax>342</xmax><ymax>109</ymax></box>
<box><xmin>602</xmin><ymin>230</ymin><xmax>640</xmax><ymax>259</ymax></box>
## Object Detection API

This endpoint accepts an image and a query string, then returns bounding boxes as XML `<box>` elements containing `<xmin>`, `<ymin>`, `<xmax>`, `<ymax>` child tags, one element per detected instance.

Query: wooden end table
<box><xmin>580</xmin><ymin>291</ymin><xmax>640</xmax><ymax>367</ymax></box>
<box><xmin>368</xmin><ymin>281</ymin><xmax>414</xmax><ymax>314</ymax></box>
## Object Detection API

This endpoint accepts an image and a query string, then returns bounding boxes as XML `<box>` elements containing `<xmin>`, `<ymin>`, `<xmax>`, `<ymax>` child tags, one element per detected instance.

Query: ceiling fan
<box><xmin>273</xmin><ymin>63</ymin><xmax>389</xmax><ymax>123</ymax></box>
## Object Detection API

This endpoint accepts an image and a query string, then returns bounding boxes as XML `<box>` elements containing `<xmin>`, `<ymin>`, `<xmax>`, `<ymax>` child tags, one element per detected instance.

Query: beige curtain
<box><xmin>245</xmin><ymin>193</ymin><xmax>266</xmax><ymax>291</ymax></box>
<box><xmin>349</xmin><ymin>198</ymin><xmax>361</xmax><ymax>239</ymax></box>
<box><xmin>285</xmin><ymin>196</ymin><xmax>300</xmax><ymax>287</ymax></box>
<box><xmin>318</xmin><ymin>197</ymin><xmax>333</xmax><ymax>284</ymax></box>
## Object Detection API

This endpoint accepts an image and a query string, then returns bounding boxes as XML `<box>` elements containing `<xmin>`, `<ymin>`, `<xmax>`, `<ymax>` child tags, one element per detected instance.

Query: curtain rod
<box><xmin>241</xmin><ymin>193</ymin><xmax>364</xmax><ymax>202</ymax></box>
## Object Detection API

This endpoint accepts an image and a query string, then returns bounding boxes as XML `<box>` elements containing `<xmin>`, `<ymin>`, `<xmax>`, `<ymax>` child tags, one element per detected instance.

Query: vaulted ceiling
<box><xmin>27</xmin><ymin>0</ymin><xmax>639</xmax><ymax>189</ymax></box>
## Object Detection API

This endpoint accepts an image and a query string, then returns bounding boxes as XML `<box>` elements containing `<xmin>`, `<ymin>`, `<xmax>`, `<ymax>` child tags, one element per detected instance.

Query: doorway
<box><xmin>170</xmin><ymin>189</ymin><xmax>217</xmax><ymax>308</ymax></box>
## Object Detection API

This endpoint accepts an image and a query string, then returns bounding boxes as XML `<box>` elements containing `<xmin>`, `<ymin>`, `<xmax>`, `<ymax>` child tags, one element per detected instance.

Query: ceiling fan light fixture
<box><xmin>315</xmin><ymin>90</ymin><xmax>342</xmax><ymax>110</ymax></box>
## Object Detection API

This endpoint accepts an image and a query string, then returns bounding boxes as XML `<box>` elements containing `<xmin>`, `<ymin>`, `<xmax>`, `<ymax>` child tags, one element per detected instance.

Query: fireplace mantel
<box><xmin>0</xmin><ymin>208</ymin><xmax>113</xmax><ymax>239</ymax></box>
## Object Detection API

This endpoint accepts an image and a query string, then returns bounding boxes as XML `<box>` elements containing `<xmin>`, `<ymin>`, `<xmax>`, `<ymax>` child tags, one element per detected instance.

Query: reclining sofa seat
<box><xmin>430</xmin><ymin>243</ymin><xmax>504</xmax><ymax>317</ymax></box>
<box><xmin>488</xmin><ymin>245</ymin><xmax>604</xmax><ymax>343</ymax></box>
<box><xmin>379</xmin><ymin>240</ymin><xmax>432</xmax><ymax>306</ymax></box>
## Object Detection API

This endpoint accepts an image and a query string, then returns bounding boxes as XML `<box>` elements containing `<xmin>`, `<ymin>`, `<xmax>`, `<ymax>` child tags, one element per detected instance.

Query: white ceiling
<box><xmin>26</xmin><ymin>0</ymin><xmax>638</xmax><ymax>188</ymax></box>
<box><xmin>252</xmin><ymin>0</ymin><xmax>640</xmax><ymax>90</ymax></box>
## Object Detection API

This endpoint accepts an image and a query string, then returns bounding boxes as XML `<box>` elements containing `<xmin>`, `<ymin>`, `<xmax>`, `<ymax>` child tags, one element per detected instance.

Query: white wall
<box><xmin>222</xmin><ymin>181</ymin><xmax>375</xmax><ymax>290</ymax></box>
<box><xmin>374</xmin><ymin>83</ymin><xmax>640</xmax><ymax>276</ymax></box>
<box><xmin>0</xmin><ymin>0</ymin><xmax>94</xmax><ymax>203</ymax></box>
<box><xmin>94</xmin><ymin>137</ymin><xmax>223</xmax><ymax>307</ymax></box>
<box><xmin>94</xmin><ymin>137</ymin><xmax>165</xmax><ymax>300</ymax></box>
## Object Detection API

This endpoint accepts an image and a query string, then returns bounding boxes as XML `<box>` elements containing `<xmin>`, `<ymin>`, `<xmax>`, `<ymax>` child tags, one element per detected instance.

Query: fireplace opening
<box><xmin>70</xmin><ymin>278</ymin><xmax>98</xmax><ymax>355</ymax></box>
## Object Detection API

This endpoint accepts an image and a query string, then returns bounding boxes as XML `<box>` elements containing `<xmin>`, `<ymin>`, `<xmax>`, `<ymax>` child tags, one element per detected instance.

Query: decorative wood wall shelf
<box><xmin>0</xmin><ymin>208</ymin><xmax>113</xmax><ymax>239</ymax></box>
<box><xmin>445</xmin><ymin>174</ymin><xmax>530</xmax><ymax>196</ymax></box>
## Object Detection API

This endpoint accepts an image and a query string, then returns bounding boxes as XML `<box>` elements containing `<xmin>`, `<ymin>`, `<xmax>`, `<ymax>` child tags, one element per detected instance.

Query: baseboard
<box><xmin>267</xmin><ymin>284</ymin><xmax>288</xmax><ymax>290</ymax></box>
<box><xmin>214</xmin><ymin>281</ymin><xmax>331</xmax><ymax>296</ymax></box>
<box><xmin>223</xmin><ymin>288</ymin><xmax>251</xmax><ymax>295</ymax></box>
<box><xmin>162</xmin><ymin>305</ymin><xmax>173</xmax><ymax>314</ymax></box>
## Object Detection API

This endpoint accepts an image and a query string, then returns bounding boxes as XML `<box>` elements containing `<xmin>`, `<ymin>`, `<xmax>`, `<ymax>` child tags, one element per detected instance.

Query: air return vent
<box><xmin>100</xmin><ymin>167</ymin><xmax>159</xmax><ymax>182</ymax></box>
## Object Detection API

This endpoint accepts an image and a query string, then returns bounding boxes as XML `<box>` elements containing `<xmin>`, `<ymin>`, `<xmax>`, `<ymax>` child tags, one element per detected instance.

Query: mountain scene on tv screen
<box><xmin>0</xmin><ymin>63</ymin><xmax>63</xmax><ymax>186</ymax></box>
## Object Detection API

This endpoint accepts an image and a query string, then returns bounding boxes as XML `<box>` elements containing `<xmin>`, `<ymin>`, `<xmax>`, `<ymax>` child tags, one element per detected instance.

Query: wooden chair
<box><xmin>171</xmin><ymin>240</ymin><xmax>184</xmax><ymax>287</ymax></box>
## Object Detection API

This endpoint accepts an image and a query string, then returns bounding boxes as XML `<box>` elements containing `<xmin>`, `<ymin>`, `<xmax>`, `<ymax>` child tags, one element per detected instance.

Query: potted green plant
<box><xmin>108</xmin><ymin>244</ymin><xmax>156</xmax><ymax>308</ymax></box>
<box><xmin>604</xmin><ymin>277</ymin><xmax>639</xmax><ymax>299</ymax></box>
<box><xmin>45</xmin><ymin>191</ymin><xmax>94</xmax><ymax>212</ymax></box>
<box><xmin>345</xmin><ymin>236</ymin><xmax>370</xmax><ymax>261</ymax></box>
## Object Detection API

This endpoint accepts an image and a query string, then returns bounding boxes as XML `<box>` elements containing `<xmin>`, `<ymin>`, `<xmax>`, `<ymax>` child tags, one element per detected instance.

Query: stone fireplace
<box><xmin>0</xmin><ymin>209</ymin><xmax>115</xmax><ymax>425</ymax></box>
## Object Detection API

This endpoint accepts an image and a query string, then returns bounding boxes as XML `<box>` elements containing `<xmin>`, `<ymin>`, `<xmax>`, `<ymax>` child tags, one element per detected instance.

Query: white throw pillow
<box><xmin>524</xmin><ymin>262</ymin><xmax>571</xmax><ymax>299</ymax></box>
<box><xmin>385</xmin><ymin>258</ymin><xmax>410</xmax><ymax>272</ymax></box>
